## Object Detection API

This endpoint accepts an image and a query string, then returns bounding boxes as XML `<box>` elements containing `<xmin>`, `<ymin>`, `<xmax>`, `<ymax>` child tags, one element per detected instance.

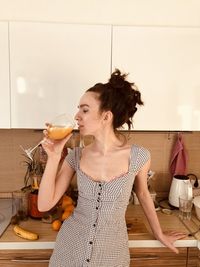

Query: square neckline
<box><xmin>77</xmin><ymin>145</ymin><xmax>133</xmax><ymax>184</ymax></box>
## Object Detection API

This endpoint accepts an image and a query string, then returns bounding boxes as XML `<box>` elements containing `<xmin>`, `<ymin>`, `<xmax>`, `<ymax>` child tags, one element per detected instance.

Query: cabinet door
<box><xmin>10</xmin><ymin>22</ymin><xmax>111</xmax><ymax>128</ymax></box>
<box><xmin>112</xmin><ymin>26</ymin><xmax>200</xmax><ymax>131</ymax></box>
<box><xmin>0</xmin><ymin>249</ymin><xmax>52</xmax><ymax>267</ymax></box>
<box><xmin>0</xmin><ymin>22</ymin><xmax>10</xmax><ymax>128</ymax></box>
<box><xmin>129</xmin><ymin>247</ymin><xmax>187</xmax><ymax>267</ymax></box>
<box><xmin>187</xmin><ymin>247</ymin><xmax>199</xmax><ymax>267</ymax></box>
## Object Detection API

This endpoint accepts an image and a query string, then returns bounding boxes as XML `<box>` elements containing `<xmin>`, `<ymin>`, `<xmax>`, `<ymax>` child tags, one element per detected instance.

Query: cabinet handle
<box><xmin>11</xmin><ymin>258</ymin><xmax>49</xmax><ymax>263</ymax></box>
<box><xmin>130</xmin><ymin>254</ymin><xmax>159</xmax><ymax>260</ymax></box>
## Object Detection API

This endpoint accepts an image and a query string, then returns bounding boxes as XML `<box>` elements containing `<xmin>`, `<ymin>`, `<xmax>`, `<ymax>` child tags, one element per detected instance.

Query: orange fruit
<box><xmin>52</xmin><ymin>219</ymin><xmax>62</xmax><ymax>231</ymax></box>
<box><xmin>61</xmin><ymin>195</ymin><xmax>73</xmax><ymax>210</ymax></box>
<box><xmin>61</xmin><ymin>210</ymin><xmax>72</xmax><ymax>221</ymax></box>
<box><xmin>64</xmin><ymin>204</ymin><xmax>75</xmax><ymax>213</ymax></box>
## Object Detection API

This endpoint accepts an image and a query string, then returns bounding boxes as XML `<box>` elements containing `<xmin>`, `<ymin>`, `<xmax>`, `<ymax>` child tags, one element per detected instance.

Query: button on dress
<box><xmin>49</xmin><ymin>145</ymin><xmax>150</xmax><ymax>267</ymax></box>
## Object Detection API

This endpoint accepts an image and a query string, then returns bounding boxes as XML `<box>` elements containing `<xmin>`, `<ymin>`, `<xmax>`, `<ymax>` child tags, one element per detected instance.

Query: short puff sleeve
<box><xmin>132</xmin><ymin>145</ymin><xmax>151</xmax><ymax>173</ymax></box>
<box><xmin>65</xmin><ymin>148</ymin><xmax>77</xmax><ymax>171</ymax></box>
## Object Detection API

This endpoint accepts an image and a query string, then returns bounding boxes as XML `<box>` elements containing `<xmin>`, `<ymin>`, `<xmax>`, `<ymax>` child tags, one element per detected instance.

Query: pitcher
<box><xmin>168</xmin><ymin>174</ymin><xmax>193</xmax><ymax>208</ymax></box>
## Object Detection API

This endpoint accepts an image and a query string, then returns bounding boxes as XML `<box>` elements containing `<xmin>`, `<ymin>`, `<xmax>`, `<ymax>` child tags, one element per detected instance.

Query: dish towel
<box><xmin>170</xmin><ymin>133</ymin><xmax>188</xmax><ymax>177</ymax></box>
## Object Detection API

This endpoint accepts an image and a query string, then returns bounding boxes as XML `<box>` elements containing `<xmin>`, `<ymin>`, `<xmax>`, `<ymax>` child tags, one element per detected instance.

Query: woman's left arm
<box><xmin>134</xmin><ymin>159</ymin><xmax>187</xmax><ymax>254</ymax></box>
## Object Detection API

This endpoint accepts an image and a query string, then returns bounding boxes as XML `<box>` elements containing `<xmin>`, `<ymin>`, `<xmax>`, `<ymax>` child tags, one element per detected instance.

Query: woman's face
<box><xmin>75</xmin><ymin>92</ymin><xmax>106</xmax><ymax>136</ymax></box>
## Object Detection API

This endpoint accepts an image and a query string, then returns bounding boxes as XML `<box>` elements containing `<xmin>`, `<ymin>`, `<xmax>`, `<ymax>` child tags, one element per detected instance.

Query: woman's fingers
<box><xmin>41</xmin><ymin>133</ymin><xmax>73</xmax><ymax>155</ymax></box>
<box><xmin>164</xmin><ymin>230</ymin><xmax>187</xmax><ymax>239</ymax></box>
<box><xmin>169</xmin><ymin>245</ymin><xmax>179</xmax><ymax>254</ymax></box>
<box><xmin>160</xmin><ymin>231</ymin><xmax>188</xmax><ymax>254</ymax></box>
<box><xmin>163</xmin><ymin>230</ymin><xmax>187</xmax><ymax>235</ymax></box>
<box><xmin>161</xmin><ymin>238</ymin><xmax>179</xmax><ymax>254</ymax></box>
<box><xmin>43</xmin><ymin>129</ymin><xmax>48</xmax><ymax>137</ymax></box>
<box><xmin>42</xmin><ymin>124</ymin><xmax>74</xmax><ymax>156</ymax></box>
<box><xmin>174</xmin><ymin>232</ymin><xmax>188</xmax><ymax>239</ymax></box>
<box><xmin>43</xmin><ymin>138</ymin><xmax>54</xmax><ymax>145</ymax></box>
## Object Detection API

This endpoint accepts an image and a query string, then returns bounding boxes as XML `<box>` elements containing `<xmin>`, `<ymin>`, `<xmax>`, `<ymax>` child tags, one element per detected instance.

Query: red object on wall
<box><xmin>170</xmin><ymin>133</ymin><xmax>188</xmax><ymax>177</ymax></box>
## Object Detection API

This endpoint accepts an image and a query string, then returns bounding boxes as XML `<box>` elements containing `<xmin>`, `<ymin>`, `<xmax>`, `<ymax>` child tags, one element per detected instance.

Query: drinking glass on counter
<box><xmin>179</xmin><ymin>195</ymin><xmax>193</xmax><ymax>220</ymax></box>
<box><xmin>12</xmin><ymin>190</ymin><xmax>29</xmax><ymax>220</ymax></box>
<box><xmin>20</xmin><ymin>113</ymin><xmax>75</xmax><ymax>160</ymax></box>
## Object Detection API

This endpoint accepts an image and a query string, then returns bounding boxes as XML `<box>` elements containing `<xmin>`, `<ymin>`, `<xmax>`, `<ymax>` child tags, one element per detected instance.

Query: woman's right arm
<box><xmin>38</xmin><ymin>133</ymin><xmax>75</xmax><ymax>212</ymax></box>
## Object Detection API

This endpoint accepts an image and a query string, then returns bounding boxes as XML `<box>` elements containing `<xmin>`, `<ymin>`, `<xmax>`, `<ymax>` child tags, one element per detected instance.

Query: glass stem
<box><xmin>29</xmin><ymin>140</ymin><xmax>43</xmax><ymax>153</ymax></box>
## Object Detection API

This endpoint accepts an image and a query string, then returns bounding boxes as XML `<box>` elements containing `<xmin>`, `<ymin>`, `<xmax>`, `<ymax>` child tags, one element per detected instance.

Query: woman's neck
<box><xmin>90</xmin><ymin>129</ymin><xmax>124</xmax><ymax>155</ymax></box>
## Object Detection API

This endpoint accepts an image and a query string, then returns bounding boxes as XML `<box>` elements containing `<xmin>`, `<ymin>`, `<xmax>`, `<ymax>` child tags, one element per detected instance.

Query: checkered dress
<box><xmin>49</xmin><ymin>145</ymin><xmax>150</xmax><ymax>267</ymax></box>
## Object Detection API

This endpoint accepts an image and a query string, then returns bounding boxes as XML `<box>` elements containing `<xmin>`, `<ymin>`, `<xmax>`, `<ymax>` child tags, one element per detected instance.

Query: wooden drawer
<box><xmin>187</xmin><ymin>247</ymin><xmax>199</xmax><ymax>267</ymax></box>
<box><xmin>0</xmin><ymin>249</ymin><xmax>52</xmax><ymax>267</ymax></box>
<box><xmin>129</xmin><ymin>247</ymin><xmax>187</xmax><ymax>267</ymax></box>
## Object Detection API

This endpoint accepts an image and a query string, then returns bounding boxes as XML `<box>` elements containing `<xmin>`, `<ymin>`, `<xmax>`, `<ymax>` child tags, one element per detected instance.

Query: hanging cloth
<box><xmin>169</xmin><ymin>133</ymin><xmax>188</xmax><ymax>177</ymax></box>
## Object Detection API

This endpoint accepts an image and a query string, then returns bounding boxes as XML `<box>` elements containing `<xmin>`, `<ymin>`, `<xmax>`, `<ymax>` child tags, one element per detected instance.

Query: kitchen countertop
<box><xmin>0</xmin><ymin>204</ymin><xmax>199</xmax><ymax>250</ymax></box>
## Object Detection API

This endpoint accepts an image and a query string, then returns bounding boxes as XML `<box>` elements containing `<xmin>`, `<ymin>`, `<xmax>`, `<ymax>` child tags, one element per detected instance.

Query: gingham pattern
<box><xmin>49</xmin><ymin>145</ymin><xmax>150</xmax><ymax>267</ymax></box>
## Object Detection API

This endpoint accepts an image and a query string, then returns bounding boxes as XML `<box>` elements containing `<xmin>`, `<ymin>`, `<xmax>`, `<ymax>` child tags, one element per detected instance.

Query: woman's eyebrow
<box><xmin>78</xmin><ymin>104</ymin><xmax>90</xmax><ymax>108</ymax></box>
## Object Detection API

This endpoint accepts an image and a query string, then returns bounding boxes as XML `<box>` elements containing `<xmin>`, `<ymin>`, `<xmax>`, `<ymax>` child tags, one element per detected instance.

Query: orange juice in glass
<box><xmin>47</xmin><ymin>114</ymin><xmax>75</xmax><ymax>140</ymax></box>
<box><xmin>20</xmin><ymin>113</ymin><xmax>75</xmax><ymax>161</ymax></box>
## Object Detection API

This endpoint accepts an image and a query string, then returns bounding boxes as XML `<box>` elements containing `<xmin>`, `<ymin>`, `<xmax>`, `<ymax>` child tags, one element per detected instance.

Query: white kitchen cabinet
<box><xmin>9</xmin><ymin>22</ymin><xmax>111</xmax><ymax>128</ymax></box>
<box><xmin>0</xmin><ymin>22</ymin><xmax>10</xmax><ymax>128</ymax></box>
<box><xmin>112</xmin><ymin>26</ymin><xmax>200</xmax><ymax>131</ymax></box>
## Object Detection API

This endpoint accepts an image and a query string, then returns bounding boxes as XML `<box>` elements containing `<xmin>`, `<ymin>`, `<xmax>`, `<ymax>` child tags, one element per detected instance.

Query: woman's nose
<box><xmin>74</xmin><ymin>112</ymin><xmax>80</xmax><ymax>121</ymax></box>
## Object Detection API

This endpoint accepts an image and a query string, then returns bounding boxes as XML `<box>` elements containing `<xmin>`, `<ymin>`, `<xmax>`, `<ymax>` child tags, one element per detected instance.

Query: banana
<box><xmin>13</xmin><ymin>225</ymin><xmax>39</xmax><ymax>240</ymax></box>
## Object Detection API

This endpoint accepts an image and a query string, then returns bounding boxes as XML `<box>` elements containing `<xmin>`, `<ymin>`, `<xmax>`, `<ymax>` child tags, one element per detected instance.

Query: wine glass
<box><xmin>20</xmin><ymin>113</ymin><xmax>75</xmax><ymax>160</ymax></box>
<box><xmin>47</xmin><ymin>113</ymin><xmax>75</xmax><ymax>140</ymax></box>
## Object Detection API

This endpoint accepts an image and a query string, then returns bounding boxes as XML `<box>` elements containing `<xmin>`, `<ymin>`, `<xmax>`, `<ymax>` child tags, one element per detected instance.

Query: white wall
<box><xmin>0</xmin><ymin>0</ymin><xmax>200</xmax><ymax>26</ymax></box>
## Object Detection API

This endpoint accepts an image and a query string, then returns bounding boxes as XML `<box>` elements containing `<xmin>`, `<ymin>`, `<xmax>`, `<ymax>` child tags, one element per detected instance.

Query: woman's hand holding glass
<box><xmin>42</xmin><ymin>114</ymin><xmax>75</xmax><ymax>158</ymax></box>
<box><xmin>42</xmin><ymin>124</ymin><xmax>73</xmax><ymax>158</ymax></box>
<box><xmin>20</xmin><ymin>114</ymin><xmax>75</xmax><ymax>161</ymax></box>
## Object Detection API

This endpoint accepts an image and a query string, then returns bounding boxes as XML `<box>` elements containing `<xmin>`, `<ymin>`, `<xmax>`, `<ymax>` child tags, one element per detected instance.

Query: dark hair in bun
<box><xmin>86</xmin><ymin>69</ymin><xmax>143</xmax><ymax>130</ymax></box>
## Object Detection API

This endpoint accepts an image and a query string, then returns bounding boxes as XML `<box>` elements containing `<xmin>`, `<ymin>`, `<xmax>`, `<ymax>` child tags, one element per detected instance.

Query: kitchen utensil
<box><xmin>168</xmin><ymin>174</ymin><xmax>193</xmax><ymax>208</ymax></box>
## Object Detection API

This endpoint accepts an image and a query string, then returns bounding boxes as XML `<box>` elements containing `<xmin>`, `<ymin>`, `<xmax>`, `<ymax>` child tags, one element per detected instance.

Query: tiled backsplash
<box><xmin>0</xmin><ymin>130</ymin><xmax>200</xmax><ymax>197</ymax></box>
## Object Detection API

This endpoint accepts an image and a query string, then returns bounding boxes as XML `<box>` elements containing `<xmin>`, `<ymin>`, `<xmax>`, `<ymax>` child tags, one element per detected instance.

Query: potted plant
<box><xmin>21</xmin><ymin>145</ymin><xmax>46</xmax><ymax>219</ymax></box>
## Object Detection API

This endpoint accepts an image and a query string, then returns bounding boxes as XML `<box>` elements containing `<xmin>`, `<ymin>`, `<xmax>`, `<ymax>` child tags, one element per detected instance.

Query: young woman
<box><xmin>38</xmin><ymin>70</ymin><xmax>186</xmax><ymax>267</ymax></box>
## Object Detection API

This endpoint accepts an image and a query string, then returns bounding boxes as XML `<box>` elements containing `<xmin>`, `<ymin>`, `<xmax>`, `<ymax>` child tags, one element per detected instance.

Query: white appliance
<box><xmin>168</xmin><ymin>175</ymin><xmax>193</xmax><ymax>208</ymax></box>
<box><xmin>0</xmin><ymin>198</ymin><xmax>12</xmax><ymax>237</ymax></box>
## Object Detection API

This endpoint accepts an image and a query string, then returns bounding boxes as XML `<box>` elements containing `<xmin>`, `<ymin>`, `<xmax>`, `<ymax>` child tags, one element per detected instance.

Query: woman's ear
<box><xmin>103</xmin><ymin>111</ymin><xmax>113</xmax><ymax>123</ymax></box>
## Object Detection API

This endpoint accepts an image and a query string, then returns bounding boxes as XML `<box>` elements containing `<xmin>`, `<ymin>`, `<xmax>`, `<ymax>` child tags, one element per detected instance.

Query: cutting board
<box><xmin>0</xmin><ymin>198</ymin><xmax>13</xmax><ymax>237</ymax></box>
<box><xmin>126</xmin><ymin>218</ymin><xmax>149</xmax><ymax>235</ymax></box>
